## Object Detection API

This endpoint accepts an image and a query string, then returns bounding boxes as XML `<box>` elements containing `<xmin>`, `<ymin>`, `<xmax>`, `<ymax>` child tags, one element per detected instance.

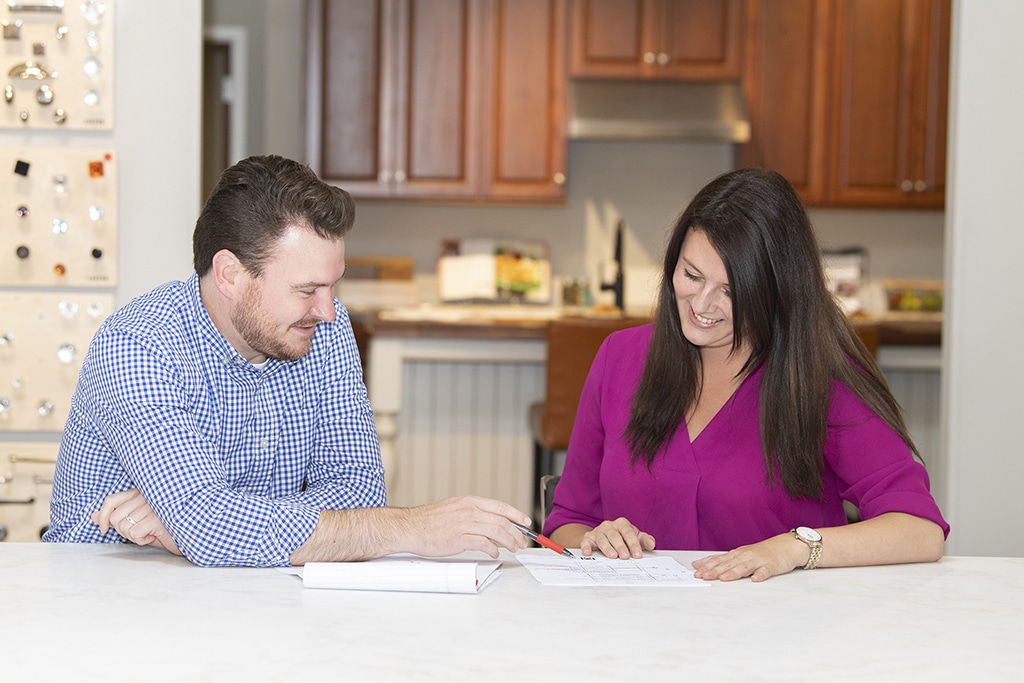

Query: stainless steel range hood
<box><xmin>568</xmin><ymin>79</ymin><xmax>750</xmax><ymax>143</ymax></box>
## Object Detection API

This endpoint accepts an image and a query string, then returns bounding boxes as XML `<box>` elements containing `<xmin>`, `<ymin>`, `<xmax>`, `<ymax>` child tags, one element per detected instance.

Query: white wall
<box><xmin>942</xmin><ymin>0</ymin><xmax>1024</xmax><ymax>556</ymax></box>
<box><xmin>113</xmin><ymin>0</ymin><xmax>203</xmax><ymax>305</ymax></box>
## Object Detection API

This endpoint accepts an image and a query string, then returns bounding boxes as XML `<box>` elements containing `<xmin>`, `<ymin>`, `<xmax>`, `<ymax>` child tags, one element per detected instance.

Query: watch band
<box><xmin>791</xmin><ymin>527</ymin><xmax>823</xmax><ymax>570</ymax></box>
<box><xmin>801</xmin><ymin>541</ymin><xmax>823</xmax><ymax>570</ymax></box>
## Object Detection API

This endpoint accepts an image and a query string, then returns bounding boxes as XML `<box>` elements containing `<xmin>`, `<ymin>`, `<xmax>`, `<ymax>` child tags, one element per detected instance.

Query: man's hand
<box><xmin>291</xmin><ymin>494</ymin><xmax>533</xmax><ymax>565</ymax></box>
<box><xmin>91</xmin><ymin>488</ymin><xmax>183</xmax><ymax>556</ymax></box>
<box><xmin>399</xmin><ymin>495</ymin><xmax>533</xmax><ymax>558</ymax></box>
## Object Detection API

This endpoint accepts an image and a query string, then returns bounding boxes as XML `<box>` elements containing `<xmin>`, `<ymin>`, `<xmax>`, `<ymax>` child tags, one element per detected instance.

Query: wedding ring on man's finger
<box><xmin>125</xmin><ymin>514</ymin><xmax>137</xmax><ymax>527</ymax></box>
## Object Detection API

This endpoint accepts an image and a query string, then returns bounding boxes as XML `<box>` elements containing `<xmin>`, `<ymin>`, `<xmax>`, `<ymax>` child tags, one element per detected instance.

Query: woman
<box><xmin>543</xmin><ymin>168</ymin><xmax>948</xmax><ymax>582</ymax></box>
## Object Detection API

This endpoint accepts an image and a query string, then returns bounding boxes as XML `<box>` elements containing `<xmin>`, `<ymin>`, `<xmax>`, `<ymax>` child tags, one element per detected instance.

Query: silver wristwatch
<box><xmin>791</xmin><ymin>526</ymin><xmax>823</xmax><ymax>570</ymax></box>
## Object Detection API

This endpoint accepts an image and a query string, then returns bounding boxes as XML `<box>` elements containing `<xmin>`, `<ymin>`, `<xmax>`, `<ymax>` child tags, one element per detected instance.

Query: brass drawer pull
<box><xmin>7</xmin><ymin>454</ymin><xmax>58</xmax><ymax>465</ymax></box>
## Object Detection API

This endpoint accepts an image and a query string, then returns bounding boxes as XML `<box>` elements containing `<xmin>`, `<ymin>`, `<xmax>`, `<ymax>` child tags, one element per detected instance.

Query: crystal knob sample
<box><xmin>55</xmin><ymin>24</ymin><xmax>69</xmax><ymax>40</ymax></box>
<box><xmin>88</xmin><ymin>205</ymin><xmax>104</xmax><ymax>221</ymax></box>
<box><xmin>86</xmin><ymin>302</ymin><xmax>104</xmax><ymax>318</ymax></box>
<box><xmin>56</xmin><ymin>344</ymin><xmax>77</xmax><ymax>364</ymax></box>
<box><xmin>3</xmin><ymin>85</ymin><xmax>13</xmax><ymax>103</ymax></box>
<box><xmin>82</xmin><ymin>56</ymin><xmax>101</xmax><ymax>77</ymax></box>
<box><xmin>58</xmin><ymin>299</ymin><xmax>79</xmax><ymax>318</ymax></box>
<box><xmin>16</xmin><ymin>205</ymin><xmax>29</xmax><ymax>217</ymax></box>
<box><xmin>10</xmin><ymin>375</ymin><xmax>23</xmax><ymax>389</ymax></box>
<box><xmin>52</xmin><ymin>218</ymin><xmax>68</xmax><ymax>234</ymax></box>
<box><xmin>83</xmin><ymin>89</ymin><xmax>99</xmax><ymax>106</ymax></box>
<box><xmin>52</xmin><ymin>175</ymin><xmax>67</xmax><ymax>192</ymax></box>
<box><xmin>0</xmin><ymin>398</ymin><xmax>10</xmax><ymax>414</ymax></box>
<box><xmin>84</xmin><ymin>30</ymin><xmax>99</xmax><ymax>50</ymax></box>
<box><xmin>37</xmin><ymin>401</ymin><xmax>54</xmax><ymax>417</ymax></box>
<box><xmin>80</xmin><ymin>1</ymin><xmax>108</xmax><ymax>23</ymax></box>
<box><xmin>53</xmin><ymin>108</ymin><xmax>66</xmax><ymax>124</ymax></box>
<box><xmin>0</xmin><ymin>333</ymin><xmax>12</xmax><ymax>347</ymax></box>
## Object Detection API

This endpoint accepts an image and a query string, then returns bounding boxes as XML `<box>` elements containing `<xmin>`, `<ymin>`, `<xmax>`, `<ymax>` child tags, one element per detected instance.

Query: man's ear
<box><xmin>211</xmin><ymin>249</ymin><xmax>244</xmax><ymax>299</ymax></box>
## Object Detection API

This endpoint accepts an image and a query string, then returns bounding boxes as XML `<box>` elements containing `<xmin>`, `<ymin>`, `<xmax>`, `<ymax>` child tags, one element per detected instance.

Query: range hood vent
<box><xmin>568</xmin><ymin>79</ymin><xmax>750</xmax><ymax>143</ymax></box>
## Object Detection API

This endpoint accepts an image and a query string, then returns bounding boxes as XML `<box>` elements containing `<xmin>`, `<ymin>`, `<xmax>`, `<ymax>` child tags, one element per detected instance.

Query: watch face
<box><xmin>796</xmin><ymin>526</ymin><xmax>822</xmax><ymax>542</ymax></box>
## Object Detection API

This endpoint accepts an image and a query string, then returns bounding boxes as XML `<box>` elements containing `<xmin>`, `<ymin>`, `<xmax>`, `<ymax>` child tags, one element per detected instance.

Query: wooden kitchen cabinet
<box><xmin>569</xmin><ymin>0</ymin><xmax>744</xmax><ymax>80</ymax></box>
<box><xmin>740</xmin><ymin>0</ymin><xmax>950</xmax><ymax>209</ymax></box>
<box><xmin>306</xmin><ymin>0</ymin><xmax>568</xmax><ymax>202</ymax></box>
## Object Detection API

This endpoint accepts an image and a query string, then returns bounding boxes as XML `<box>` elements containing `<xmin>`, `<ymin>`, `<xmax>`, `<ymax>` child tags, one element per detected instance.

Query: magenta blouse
<box><xmin>542</xmin><ymin>324</ymin><xmax>950</xmax><ymax>550</ymax></box>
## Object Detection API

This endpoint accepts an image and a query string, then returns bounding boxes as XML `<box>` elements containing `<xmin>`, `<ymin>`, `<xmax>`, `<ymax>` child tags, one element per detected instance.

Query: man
<box><xmin>43</xmin><ymin>155</ymin><xmax>531</xmax><ymax>566</ymax></box>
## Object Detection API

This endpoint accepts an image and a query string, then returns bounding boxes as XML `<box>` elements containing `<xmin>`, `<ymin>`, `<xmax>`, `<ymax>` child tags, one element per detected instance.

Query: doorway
<box><xmin>202</xmin><ymin>26</ymin><xmax>248</xmax><ymax>201</ymax></box>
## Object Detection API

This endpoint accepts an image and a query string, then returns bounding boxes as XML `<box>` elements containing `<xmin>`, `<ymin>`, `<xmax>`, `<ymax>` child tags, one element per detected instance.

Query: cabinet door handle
<box><xmin>7</xmin><ymin>454</ymin><xmax>56</xmax><ymax>465</ymax></box>
<box><xmin>0</xmin><ymin>497</ymin><xmax>36</xmax><ymax>505</ymax></box>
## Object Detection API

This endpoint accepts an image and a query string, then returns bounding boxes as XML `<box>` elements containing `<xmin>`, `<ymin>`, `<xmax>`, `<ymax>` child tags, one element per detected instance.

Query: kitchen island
<box><xmin>1</xmin><ymin>543</ymin><xmax>1017</xmax><ymax>680</ymax></box>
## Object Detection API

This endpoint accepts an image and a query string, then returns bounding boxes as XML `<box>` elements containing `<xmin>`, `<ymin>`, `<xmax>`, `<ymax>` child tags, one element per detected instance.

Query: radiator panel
<box><xmin>388</xmin><ymin>360</ymin><xmax>544</xmax><ymax>515</ymax></box>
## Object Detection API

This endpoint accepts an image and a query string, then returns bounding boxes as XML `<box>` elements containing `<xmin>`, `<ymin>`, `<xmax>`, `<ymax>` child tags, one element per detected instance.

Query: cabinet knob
<box><xmin>393</xmin><ymin>170</ymin><xmax>406</xmax><ymax>184</ymax></box>
<box><xmin>643</xmin><ymin>52</ymin><xmax>656</xmax><ymax>64</ymax></box>
<box><xmin>901</xmin><ymin>180</ymin><xmax>913</xmax><ymax>192</ymax></box>
<box><xmin>657</xmin><ymin>52</ymin><xmax>669</xmax><ymax>65</ymax></box>
<box><xmin>914</xmin><ymin>180</ymin><xmax>927</xmax><ymax>192</ymax></box>
<box><xmin>378</xmin><ymin>170</ymin><xmax>392</xmax><ymax>184</ymax></box>
<box><xmin>553</xmin><ymin>172</ymin><xmax>565</xmax><ymax>186</ymax></box>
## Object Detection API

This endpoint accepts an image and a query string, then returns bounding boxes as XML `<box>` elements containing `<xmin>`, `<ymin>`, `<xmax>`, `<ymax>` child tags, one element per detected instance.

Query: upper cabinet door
<box><xmin>307</xmin><ymin>0</ymin><xmax>390</xmax><ymax>197</ymax></box>
<box><xmin>480</xmin><ymin>0</ymin><xmax>569</xmax><ymax>200</ymax></box>
<box><xmin>740</xmin><ymin>0</ymin><xmax>949</xmax><ymax>209</ymax></box>
<box><xmin>308</xmin><ymin>0</ymin><xmax>479</xmax><ymax>198</ymax></box>
<box><xmin>740</xmin><ymin>0</ymin><xmax>831</xmax><ymax>203</ymax></box>
<box><xmin>307</xmin><ymin>0</ymin><xmax>567</xmax><ymax>202</ymax></box>
<box><xmin>570</xmin><ymin>0</ymin><xmax>743</xmax><ymax>80</ymax></box>
<box><xmin>827</xmin><ymin>0</ymin><xmax>949</xmax><ymax>208</ymax></box>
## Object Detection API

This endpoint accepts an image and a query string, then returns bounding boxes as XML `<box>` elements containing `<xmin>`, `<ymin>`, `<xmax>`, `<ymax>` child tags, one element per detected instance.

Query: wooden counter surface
<box><xmin>350</xmin><ymin>309</ymin><xmax>941</xmax><ymax>346</ymax></box>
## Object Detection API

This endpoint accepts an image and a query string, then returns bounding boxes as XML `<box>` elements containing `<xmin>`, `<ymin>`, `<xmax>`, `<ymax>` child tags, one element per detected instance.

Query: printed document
<box><xmin>516</xmin><ymin>553</ymin><xmax>707</xmax><ymax>587</ymax></box>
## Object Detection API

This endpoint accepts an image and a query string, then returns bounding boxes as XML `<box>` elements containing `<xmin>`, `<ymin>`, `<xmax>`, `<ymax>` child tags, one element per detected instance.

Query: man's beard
<box><xmin>232</xmin><ymin>284</ymin><xmax>316</xmax><ymax>361</ymax></box>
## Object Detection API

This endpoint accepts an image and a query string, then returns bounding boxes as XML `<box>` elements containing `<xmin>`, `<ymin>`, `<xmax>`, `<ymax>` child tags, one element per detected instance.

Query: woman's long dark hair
<box><xmin>625</xmin><ymin>168</ymin><xmax>917</xmax><ymax>499</ymax></box>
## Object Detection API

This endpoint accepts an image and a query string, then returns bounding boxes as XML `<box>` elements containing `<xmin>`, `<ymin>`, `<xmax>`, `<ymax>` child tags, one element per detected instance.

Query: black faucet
<box><xmin>600</xmin><ymin>219</ymin><xmax>625</xmax><ymax>311</ymax></box>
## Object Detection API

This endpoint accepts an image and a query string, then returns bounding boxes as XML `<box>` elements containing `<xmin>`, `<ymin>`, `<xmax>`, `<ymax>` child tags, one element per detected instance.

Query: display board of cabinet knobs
<box><xmin>2</xmin><ymin>0</ymin><xmax>115</xmax><ymax>130</ymax></box>
<box><xmin>0</xmin><ymin>441</ymin><xmax>57</xmax><ymax>541</ymax></box>
<box><xmin>0</xmin><ymin>290</ymin><xmax>113</xmax><ymax>432</ymax></box>
<box><xmin>1</xmin><ymin>146</ymin><xmax>118</xmax><ymax>287</ymax></box>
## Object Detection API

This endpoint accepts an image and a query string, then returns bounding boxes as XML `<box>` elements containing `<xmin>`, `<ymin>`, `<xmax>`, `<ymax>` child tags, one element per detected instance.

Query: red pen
<box><xmin>512</xmin><ymin>522</ymin><xmax>576</xmax><ymax>558</ymax></box>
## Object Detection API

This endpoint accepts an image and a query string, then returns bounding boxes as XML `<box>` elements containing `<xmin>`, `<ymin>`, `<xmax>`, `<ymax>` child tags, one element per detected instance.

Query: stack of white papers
<box><xmin>291</xmin><ymin>555</ymin><xmax>503</xmax><ymax>594</ymax></box>
<box><xmin>515</xmin><ymin>553</ymin><xmax>707</xmax><ymax>587</ymax></box>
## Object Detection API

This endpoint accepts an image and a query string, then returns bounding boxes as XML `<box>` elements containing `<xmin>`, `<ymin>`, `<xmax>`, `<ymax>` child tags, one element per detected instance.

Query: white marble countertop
<box><xmin>2</xmin><ymin>544</ymin><xmax>1020</xmax><ymax>681</ymax></box>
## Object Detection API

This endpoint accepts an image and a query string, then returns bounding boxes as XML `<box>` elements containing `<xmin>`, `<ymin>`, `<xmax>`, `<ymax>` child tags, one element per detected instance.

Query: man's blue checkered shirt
<box><xmin>43</xmin><ymin>274</ymin><xmax>386</xmax><ymax>566</ymax></box>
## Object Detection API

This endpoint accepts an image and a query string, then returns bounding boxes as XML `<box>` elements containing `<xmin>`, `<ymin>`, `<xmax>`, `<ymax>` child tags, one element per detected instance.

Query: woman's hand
<box><xmin>580</xmin><ymin>517</ymin><xmax>656</xmax><ymax>559</ymax></box>
<box><xmin>691</xmin><ymin>532</ymin><xmax>806</xmax><ymax>582</ymax></box>
<box><xmin>91</xmin><ymin>488</ymin><xmax>183</xmax><ymax>556</ymax></box>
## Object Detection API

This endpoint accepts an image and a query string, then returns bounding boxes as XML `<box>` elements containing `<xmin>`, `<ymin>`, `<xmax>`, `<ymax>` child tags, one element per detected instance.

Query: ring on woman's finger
<box><xmin>125</xmin><ymin>514</ymin><xmax>137</xmax><ymax>527</ymax></box>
